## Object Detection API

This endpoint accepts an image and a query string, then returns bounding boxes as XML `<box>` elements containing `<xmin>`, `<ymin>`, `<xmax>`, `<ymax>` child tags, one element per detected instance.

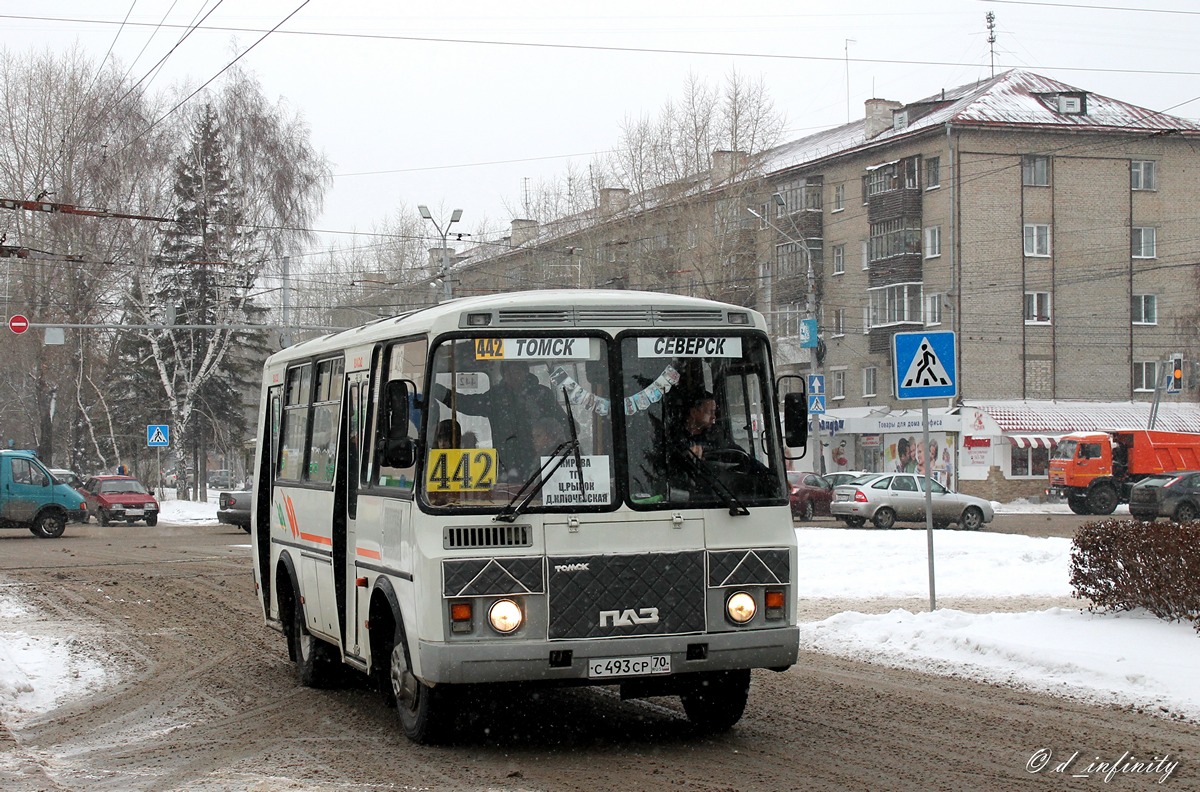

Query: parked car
<box><xmin>830</xmin><ymin>472</ymin><xmax>994</xmax><ymax>530</ymax></box>
<box><xmin>79</xmin><ymin>475</ymin><xmax>160</xmax><ymax>526</ymax></box>
<box><xmin>218</xmin><ymin>490</ymin><xmax>251</xmax><ymax>532</ymax></box>
<box><xmin>1128</xmin><ymin>471</ymin><xmax>1200</xmax><ymax>522</ymax></box>
<box><xmin>208</xmin><ymin>470</ymin><xmax>235</xmax><ymax>489</ymax></box>
<box><xmin>824</xmin><ymin>470</ymin><xmax>869</xmax><ymax>489</ymax></box>
<box><xmin>787</xmin><ymin>471</ymin><xmax>833</xmax><ymax>520</ymax></box>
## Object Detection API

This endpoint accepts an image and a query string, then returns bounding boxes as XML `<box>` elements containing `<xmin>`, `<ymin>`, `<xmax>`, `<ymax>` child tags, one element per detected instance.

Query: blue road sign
<box><xmin>799</xmin><ymin>318</ymin><xmax>819</xmax><ymax>348</ymax></box>
<box><xmin>809</xmin><ymin>394</ymin><xmax>826</xmax><ymax>414</ymax></box>
<box><xmin>894</xmin><ymin>331</ymin><xmax>957</xmax><ymax>400</ymax></box>
<box><xmin>808</xmin><ymin>374</ymin><xmax>825</xmax><ymax>395</ymax></box>
<box><xmin>147</xmin><ymin>424</ymin><xmax>170</xmax><ymax>447</ymax></box>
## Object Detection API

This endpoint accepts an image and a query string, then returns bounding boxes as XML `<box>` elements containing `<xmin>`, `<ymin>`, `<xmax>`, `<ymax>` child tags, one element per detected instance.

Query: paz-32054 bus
<box><xmin>249</xmin><ymin>290</ymin><xmax>808</xmax><ymax>743</ymax></box>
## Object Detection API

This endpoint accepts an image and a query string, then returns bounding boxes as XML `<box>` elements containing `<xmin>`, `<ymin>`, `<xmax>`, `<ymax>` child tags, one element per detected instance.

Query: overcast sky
<box><xmin>4</xmin><ymin>1</ymin><xmax>1200</xmax><ymax>249</ymax></box>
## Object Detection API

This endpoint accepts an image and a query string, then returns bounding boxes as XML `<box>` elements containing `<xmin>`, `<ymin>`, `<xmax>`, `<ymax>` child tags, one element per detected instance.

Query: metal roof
<box><xmin>966</xmin><ymin>400</ymin><xmax>1200</xmax><ymax>434</ymax></box>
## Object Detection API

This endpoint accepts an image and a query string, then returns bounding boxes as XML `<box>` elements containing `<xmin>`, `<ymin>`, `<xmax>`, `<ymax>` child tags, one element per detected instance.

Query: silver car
<box><xmin>829</xmin><ymin>472</ymin><xmax>994</xmax><ymax>530</ymax></box>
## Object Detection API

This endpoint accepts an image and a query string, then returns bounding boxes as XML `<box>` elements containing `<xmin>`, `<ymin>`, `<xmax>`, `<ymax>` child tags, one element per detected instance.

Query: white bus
<box><xmin>249</xmin><ymin>289</ymin><xmax>808</xmax><ymax>743</ymax></box>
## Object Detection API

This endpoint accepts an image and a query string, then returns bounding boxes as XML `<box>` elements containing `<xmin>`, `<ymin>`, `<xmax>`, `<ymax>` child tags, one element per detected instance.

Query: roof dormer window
<box><xmin>893</xmin><ymin>110</ymin><xmax>909</xmax><ymax>131</ymax></box>
<box><xmin>1055</xmin><ymin>93</ymin><xmax>1086</xmax><ymax>115</ymax></box>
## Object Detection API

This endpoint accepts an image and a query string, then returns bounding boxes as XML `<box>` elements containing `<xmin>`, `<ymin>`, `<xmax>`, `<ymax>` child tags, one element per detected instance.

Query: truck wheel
<box><xmin>1066</xmin><ymin>497</ymin><xmax>1090</xmax><ymax>515</ymax></box>
<box><xmin>1087</xmin><ymin>485</ymin><xmax>1118</xmax><ymax>515</ymax></box>
<box><xmin>387</xmin><ymin>623</ymin><xmax>453</xmax><ymax>744</ymax></box>
<box><xmin>33</xmin><ymin>512</ymin><xmax>66</xmax><ymax>539</ymax></box>
<box><xmin>1174</xmin><ymin>501</ymin><xmax>1197</xmax><ymax>523</ymax></box>
<box><xmin>681</xmin><ymin>669</ymin><xmax>750</xmax><ymax>731</ymax></box>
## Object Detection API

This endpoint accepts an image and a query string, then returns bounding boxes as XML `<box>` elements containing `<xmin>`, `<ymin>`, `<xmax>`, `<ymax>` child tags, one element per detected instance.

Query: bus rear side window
<box><xmin>278</xmin><ymin>364</ymin><xmax>312</xmax><ymax>481</ymax></box>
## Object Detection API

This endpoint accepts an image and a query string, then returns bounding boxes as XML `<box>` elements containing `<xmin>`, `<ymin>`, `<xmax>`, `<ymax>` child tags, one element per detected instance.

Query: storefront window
<box><xmin>1010</xmin><ymin>444</ymin><xmax>1052</xmax><ymax>477</ymax></box>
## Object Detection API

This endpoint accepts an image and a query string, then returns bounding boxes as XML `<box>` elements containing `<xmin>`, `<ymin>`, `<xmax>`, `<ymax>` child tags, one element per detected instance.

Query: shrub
<box><xmin>1070</xmin><ymin>519</ymin><xmax>1200</xmax><ymax>634</ymax></box>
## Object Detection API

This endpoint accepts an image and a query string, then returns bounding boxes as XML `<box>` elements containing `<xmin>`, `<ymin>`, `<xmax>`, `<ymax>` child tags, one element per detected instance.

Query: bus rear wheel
<box><xmin>680</xmin><ymin>669</ymin><xmax>750</xmax><ymax>732</ymax></box>
<box><xmin>388</xmin><ymin>624</ymin><xmax>453</xmax><ymax>744</ymax></box>
<box><xmin>290</xmin><ymin>600</ymin><xmax>339</xmax><ymax>688</ymax></box>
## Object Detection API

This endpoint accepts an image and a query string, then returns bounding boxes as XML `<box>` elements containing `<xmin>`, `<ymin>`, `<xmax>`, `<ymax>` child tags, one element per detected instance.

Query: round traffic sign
<box><xmin>8</xmin><ymin>315</ymin><xmax>29</xmax><ymax>334</ymax></box>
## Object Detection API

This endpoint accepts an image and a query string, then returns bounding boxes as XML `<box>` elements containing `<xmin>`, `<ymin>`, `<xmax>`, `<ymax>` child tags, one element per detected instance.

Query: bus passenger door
<box><xmin>343</xmin><ymin>373</ymin><xmax>369</xmax><ymax>655</ymax></box>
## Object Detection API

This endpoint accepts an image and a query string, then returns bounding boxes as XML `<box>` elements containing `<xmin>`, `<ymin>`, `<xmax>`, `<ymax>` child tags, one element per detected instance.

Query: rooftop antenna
<box><xmin>844</xmin><ymin>39</ymin><xmax>856</xmax><ymax>123</ymax></box>
<box><xmin>986</xmin><ymin>12</ymin><xmax>997</xmax><ymax>77</ymax></box>
<box><xmin>522</xmin><ymin>176</ymin><xmax>531</xmax><ymax>216</ymax></box>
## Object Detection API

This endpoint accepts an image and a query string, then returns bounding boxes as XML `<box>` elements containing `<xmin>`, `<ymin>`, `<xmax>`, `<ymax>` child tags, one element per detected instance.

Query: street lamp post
<box><xmin>748</xmin><ymin>197</ymin><xmax>820</xmax><ymax>468</ymax></box>
<box><xmin>418</xmin><ymin>205</ymin><xmax>463</xmax><ymax>301</ymax></box>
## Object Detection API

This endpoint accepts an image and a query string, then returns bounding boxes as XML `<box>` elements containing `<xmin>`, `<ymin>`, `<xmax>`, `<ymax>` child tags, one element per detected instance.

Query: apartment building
<box><xmin>397</xmin><ymin>70</ymin><xmax>1200</xmax><ymax>499</ymax></box>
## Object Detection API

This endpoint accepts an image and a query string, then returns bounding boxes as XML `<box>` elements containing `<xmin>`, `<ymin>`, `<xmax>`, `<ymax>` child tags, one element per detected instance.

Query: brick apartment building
<box><xmin>389</xmin><ymin>70</ymin><xmax>1200</xmax><ymax>500</ymax></box>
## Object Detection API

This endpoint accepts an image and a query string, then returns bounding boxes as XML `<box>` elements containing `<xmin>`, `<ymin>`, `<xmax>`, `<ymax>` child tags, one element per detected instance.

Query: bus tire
<box><xmin>387</xmin><ymin>623</ymin><xmax>452</xmax><ymax>744</ymax></box>
<box><xmin>291</xmin><ymin>600</ymin><xmax>339</xmax><ymax>688</ymax></box>
<box><xmin>681</xmin><ymin>669</ymin><xmax>750</xmax><ymax>732</ymax></box>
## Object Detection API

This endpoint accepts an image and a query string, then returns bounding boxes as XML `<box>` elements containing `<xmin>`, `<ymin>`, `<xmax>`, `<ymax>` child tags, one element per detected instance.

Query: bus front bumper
<box><xmin>417</xmin><ymin>627</ymin><xmax>799</xmax><ymax>686</ymax></box>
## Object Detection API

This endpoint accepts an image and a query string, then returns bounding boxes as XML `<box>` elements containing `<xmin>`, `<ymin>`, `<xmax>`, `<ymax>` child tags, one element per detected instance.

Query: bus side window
<box><xmin>371</xmin><ymin>338</ymin><xmax>426</xmax><ymax>490</ymax></box>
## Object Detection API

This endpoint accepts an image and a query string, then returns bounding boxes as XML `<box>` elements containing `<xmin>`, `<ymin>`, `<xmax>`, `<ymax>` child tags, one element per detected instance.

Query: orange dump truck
<box><xmin>1047</xmin><ymin>429</ymin><xmax>1200</xmax><ymax>515</ymax></box>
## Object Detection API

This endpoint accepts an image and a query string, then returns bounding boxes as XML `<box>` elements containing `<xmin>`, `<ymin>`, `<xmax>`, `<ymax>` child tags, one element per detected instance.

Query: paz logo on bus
<box><xmin>8</xmin><ymin>315</ymin><xmax>29</xmax><ymax>334</ymax></box>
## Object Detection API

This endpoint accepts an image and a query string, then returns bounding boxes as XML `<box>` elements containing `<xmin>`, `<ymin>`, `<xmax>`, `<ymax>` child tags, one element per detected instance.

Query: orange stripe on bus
<box><xmin>299</xmin><ymin>532</ymin><xmax>332</xmax><ymax>545</ymax></box>
<box><xmin>356</xmin><ymin>547</ymin><xmax>382</xmax><ymax>560</ymax></box>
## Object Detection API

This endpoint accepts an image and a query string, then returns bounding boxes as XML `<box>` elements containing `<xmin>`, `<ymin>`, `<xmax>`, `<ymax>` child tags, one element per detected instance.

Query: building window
<box><xmin>1132</xmin><ymin>227</ymin><xmax>1157</xmax><ymax>258</ymax></box>
<box><xmin>776</xmin><ymin>241</ymin><xmax>803</xmax><ymax>277</ymax></box>
<box><xmin>1132</xmin><ymin>294</ymin><xmax>1157</xmax><ymax>325</ymax></box>
<box><xmin>1011</xmin><ymin>445</ymin><xmax>1052</xmax><ymax>478</ymax></box>
<box><xmin>832</xmin><ymin>308</ymin><xmax>845</xmax><ymax>337</ymax></box>
<box><xmin>832</xmin><ymin>244</ymin><xmax>845</xmax><ymax>275</ymax></box>
<box><xmin>1022</xmin><ymin>155</ymin><xmax>1050</xmax><ymax>187</ymax></box>
<box><xmin>1131</xmin><ymin>160</ymin><xmax>1157</xmax><ymax>191</ymax></box>
<box><xmin>925</xmin><ymin>293</ymin><xmax>943</xmax><ymax>326</ymax></box>
<box><xmin>903</xmin><ymin>158</ymin><xmax>918</xmax><ymax>189</ymax></box>
<box><xmin>925</xmin><ymin>156</ymin><xmax>940</xmax><ymax>189</ymax></box>
<box><xmin>1133</xmin><ymin>361</ymin><xmax>1158</xmax><ymax>392</ymax></box>
<box><xmin>924</xmin><ymin>226</ymin><xmax>941</xmax><ymax>258</ymax></box>
<box><xmin>1024</xmin><ymin>291</ymin><xmax>1052</xmax><ymax>324</ymax></box>
<box><xmin>833</xmin><ymin>183</ymin><xmax>845</xmax><ymax>212</ymax></box>
<box><xmin>777</xmin><ymin>304</ymin><xmax>803</xmax><ymax>338</ymax></box>
<box><xmin>861</xmin><ymin>240</ymin><xmax>869</xmax><ymax>270</ymax></box>
<box><xmin>1023</xmin><ymin>223</ymin><xmax>1051</xmax><ymax>257</ymax></box>
<box><xmin>868</xmin><ymin>282</ymin><xmax>923</xmax><ymax>328</ymax></box>
<box><xmin>863</xmin><ymin>367</ymin><xmax>877</xmax><ymax>398</ymax></box>
<box><xmin>862</xmin><ymin>305</ymin><xmax>871</xmax><ymax>334</ymax></box>
<box><xmin>866</xmin><ymin>163</ymin><xmax>898</xmax><ymax>196</ymax></box>
<box><xmin>831</xmin><ymin>369</ymin><xmax>846</xmax><ymax>400</ymax></box>
<box><xmin>869</xmin><ymin>218</ymin><xmax>921</xmax><ymax>261</ymax></box>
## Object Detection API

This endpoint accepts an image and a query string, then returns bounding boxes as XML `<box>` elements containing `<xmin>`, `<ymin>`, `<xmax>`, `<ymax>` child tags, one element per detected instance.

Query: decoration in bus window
<box><xmin>474</xmin><ymin>337</ymin><xmax>592</xmax><ymax>361</ymax></box>
<box><xmin>637</xmin><ymin>337</ymin><xmax>743</xmax><ymax>358</ymax></box>
<box><xmin>426</xmin><ymin>448</ymin><xmax>498</xmax><ymax>492</ymax></box>
<box><xmin>623</xmin><ymin>365</ymin><xmax>680</xmax><ymax>416</ymax></box>
<box><xmin>549</xmin><ymin>366</ymin><xmax>610</xmax><ymax>416</ymax></box>
<box><xmin>542</xmin><ymin>455</ymin><xmax>612</xmax><ymax>506</ymax></box>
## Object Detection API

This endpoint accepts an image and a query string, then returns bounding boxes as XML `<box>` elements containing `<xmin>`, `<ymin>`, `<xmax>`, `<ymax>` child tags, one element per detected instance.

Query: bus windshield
<box><xmin>423</xmin><ymin>335</ymin><xmax>613</xmax><ymax>510</ymax></box>
<box><xmin>619</xmin><ymin>332</ymin><xmax>786</xmax><ymax>510</ymax></box>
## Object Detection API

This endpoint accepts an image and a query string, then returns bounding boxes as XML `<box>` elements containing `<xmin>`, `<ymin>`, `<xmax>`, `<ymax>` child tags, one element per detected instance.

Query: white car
<box><xmin>830</xmin><ymin>472</ymin><xmax>994</xmax><ymax>530</ymax></box>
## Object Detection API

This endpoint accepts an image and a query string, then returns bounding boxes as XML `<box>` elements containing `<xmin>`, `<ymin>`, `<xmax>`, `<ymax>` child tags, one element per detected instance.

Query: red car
<box><xmin>80</xmin><ymin>475</ymin><xmax>160</xmax><ymax>526</ymax></box>
<box><xmin>787</xmin><ymin>471</ymin><xmax>833</xmax><ymax>520</ymax></box>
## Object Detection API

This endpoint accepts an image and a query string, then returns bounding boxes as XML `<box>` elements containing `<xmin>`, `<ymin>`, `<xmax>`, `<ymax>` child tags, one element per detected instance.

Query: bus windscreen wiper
<box><xmin>494</xmin><ymin>387</ymin><xmax>586</xmax><ymax>523</ymax></box>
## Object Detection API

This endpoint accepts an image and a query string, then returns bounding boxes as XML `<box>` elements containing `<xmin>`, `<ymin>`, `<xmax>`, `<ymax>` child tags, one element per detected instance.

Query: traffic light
<box><xmin>1169</xmin><ymin>357</ymin><xmax>1184</xmax><ymax>393</ymax></box>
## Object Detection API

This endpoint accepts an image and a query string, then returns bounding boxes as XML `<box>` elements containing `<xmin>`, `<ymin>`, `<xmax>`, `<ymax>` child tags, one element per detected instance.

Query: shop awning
<box><xmin>1007</xmin><ymin>434</ymin><xmax>1061</xmax><ymax>449</ymax></box>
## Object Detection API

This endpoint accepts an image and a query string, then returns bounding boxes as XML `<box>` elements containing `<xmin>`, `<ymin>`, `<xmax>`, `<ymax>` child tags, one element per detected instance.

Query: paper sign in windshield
<box><xmin>638</xmin><ymin>337</ymin><xmax>742</xmax><ymax>358</ymax></box>
<box><xmin>542</xmin><ymin>455</ymin><xmax>611</xmax><ymax>506</ymax></box>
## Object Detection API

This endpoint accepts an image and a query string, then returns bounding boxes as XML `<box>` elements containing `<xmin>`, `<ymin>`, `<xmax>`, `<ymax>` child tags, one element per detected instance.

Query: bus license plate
<box><xmin>588</xmin><ymin>654</ymin><xmax>671</xmax><ymax>679</ymax></box>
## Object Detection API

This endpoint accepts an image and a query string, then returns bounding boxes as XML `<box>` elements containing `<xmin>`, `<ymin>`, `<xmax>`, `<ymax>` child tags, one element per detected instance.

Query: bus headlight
<box><xmin>726</xmin><ymin>591</ymin><xmax>757</xmax><ymax>624</ymax></box>
<box><xmin>488</xmin><ymin>599</ymin><xmax>523</xmax><ymax>634</ymax></box>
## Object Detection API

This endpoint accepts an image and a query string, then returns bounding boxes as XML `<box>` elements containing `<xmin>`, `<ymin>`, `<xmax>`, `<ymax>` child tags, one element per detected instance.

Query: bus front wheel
<box><xmin>680</xmin><ymin>669</ymin><xmax>750</xmax><ymax>731</ymax></box>
<box><xmin>388</xmin><ymin>624</ymin><xmax>452</xmax><ymax>744</ymax></box>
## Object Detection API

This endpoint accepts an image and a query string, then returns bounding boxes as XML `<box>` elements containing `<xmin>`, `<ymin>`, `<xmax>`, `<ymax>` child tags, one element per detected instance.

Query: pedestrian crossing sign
<box><xmin>809</xmin><ymin>394</ymin><xmax>826</xmax><ymax>414</ymax></box>
<box><xmin>893</xmin><ymin>331</ymin><xmax>957</xmax><ymax>400</ymax></box>
<box><xmin>147</xmin><ymin>424</ymin><xmax>170</xmax><ymax>447</ymax></box>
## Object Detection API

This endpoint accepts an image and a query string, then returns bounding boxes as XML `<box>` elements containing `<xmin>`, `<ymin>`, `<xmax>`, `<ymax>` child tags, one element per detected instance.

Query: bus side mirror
<box><xmin>777</xmin><ymin>374</ymin><xmax>808</xmax><ymax>456</ymax></box>
<box><xmin>382</xmin><ymin>379</ymin><xmax>417</xmax><ymax>468</ymax></box>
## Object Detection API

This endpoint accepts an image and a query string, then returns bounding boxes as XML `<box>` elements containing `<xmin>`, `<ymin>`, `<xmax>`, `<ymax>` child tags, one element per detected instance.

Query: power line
<box><xmin>6</xmin><ymin>12</ymin><xmax>1200</xmax><ymax>78</ymax></box>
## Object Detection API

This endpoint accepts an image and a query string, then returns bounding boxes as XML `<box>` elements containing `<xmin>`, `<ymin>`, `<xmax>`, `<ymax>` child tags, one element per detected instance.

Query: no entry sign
<box><xmin>8</xmin><ymin>315</ymin><xmax>29</xmax><ymax>334</ymax></box>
